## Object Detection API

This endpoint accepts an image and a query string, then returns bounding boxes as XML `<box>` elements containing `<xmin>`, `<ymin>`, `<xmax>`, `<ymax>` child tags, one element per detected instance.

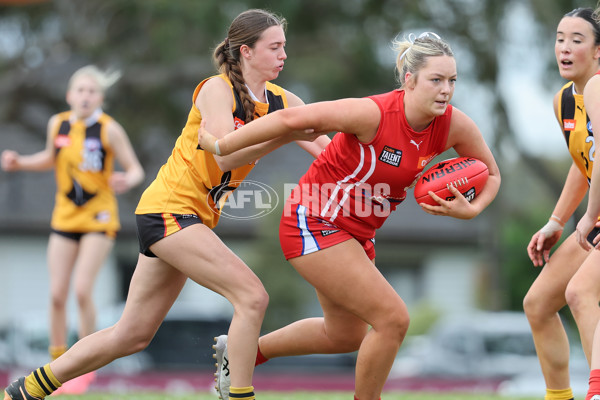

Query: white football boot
<box><xmin>212</xmin><ymin>335</ymin><xmax>230</xmax><ymax>400</ymax></box>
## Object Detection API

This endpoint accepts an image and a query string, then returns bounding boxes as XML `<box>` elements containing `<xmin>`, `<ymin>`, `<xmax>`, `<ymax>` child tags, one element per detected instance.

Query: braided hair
<box><xmin>213</xmin><ymin>9</ymin><xmax>287</xmax><ymax>124</ymax></box>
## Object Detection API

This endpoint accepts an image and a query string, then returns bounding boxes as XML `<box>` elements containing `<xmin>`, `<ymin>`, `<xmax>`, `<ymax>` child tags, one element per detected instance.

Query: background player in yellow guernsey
<box><xmin>2</xmin><ymin>9</ymin><xmax>328</xmax><ymax>400</ymax></box>
<box><xmin>1</xmin><ymin>65</ymin><xmax>145</xmax><ymax>393</ymax></box>
<box><xmin>524</xmin><ymin>7</ymin><xmax>600</xmax><ymax>400</ymax></box>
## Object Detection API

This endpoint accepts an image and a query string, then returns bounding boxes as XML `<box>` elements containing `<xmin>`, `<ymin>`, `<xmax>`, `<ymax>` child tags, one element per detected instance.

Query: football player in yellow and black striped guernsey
<box><xmin>1</xmin><ymin>65</ymin><xmax>145</xmax><ymax>395</ymax></box>
<box><xmin>524</xmin><ymin>7</ymin><xmax>600</xmax><ymax>400</ymax></box>
<box><xmin>3</xmin><ymin>9</ymin><xmax>329</xmax><ymax>400</ymax></box>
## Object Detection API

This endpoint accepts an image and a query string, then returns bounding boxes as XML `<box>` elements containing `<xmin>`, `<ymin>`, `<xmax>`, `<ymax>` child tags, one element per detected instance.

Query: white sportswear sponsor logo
<box><xmin>410</xmin><ymin>139</ymin><xmax>422</xmax><ymax>150</ymax></box>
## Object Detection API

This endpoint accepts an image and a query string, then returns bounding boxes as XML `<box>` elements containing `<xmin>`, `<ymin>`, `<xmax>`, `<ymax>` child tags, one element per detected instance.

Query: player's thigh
<box><xmin>290</xmin><ymin>239</ymin><xmax>406</xmax><ymax>327</ymax></box>
<box><xmin>150</xmin><ymin>224</ymin><xmax>263</xmax><ymax>301</ymax></box>
<box><xmin>115</xmin><ymin>254</ymin><xmax>188</xmax><ymax>338</ymax></box>
<box><xmin>47</xmin><ymin>233</ymin><xmax>80</xmax><ymax>293</ymax></box>
<box><xmin>569</xmin><ymin>249</ymin><xmax>600</xmax><ymax>297</ymax></box>
<box><xmin>526</xmin><ymin>233</ymin><xmax>589</xmax><ymax>305</ymax></box>
<box><xmin>73</xmin><ymin>233</ymin><xmax>115</xmax><ymax>289</ymax></box>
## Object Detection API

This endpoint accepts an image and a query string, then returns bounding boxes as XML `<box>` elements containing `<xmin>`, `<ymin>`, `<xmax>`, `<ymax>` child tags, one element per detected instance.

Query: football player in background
<box><xmin>1</xmin><ymin>65</ymin><xmax>145</xmax><ymax>394</ymax></box>
<box><xmin>525</xmin><ymin>7</ymin><xmax>600</xmax><ymax>400</ymax></box>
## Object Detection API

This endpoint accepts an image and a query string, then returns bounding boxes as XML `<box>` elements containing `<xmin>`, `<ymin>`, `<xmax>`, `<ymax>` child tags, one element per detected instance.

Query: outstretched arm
<box><xmin>1</xmin><ymin>115</ymin><xmax>58</xmax><ymax>172</ymax></box>
<box><xmin>197</xmin><ymin>77</ymin><xmax>324</xmax><ymax>170</ymax></box>
<box><xmin>198</xmin><ymin>97</ymin><xmax>380</xmax><ymax>156</ymax></box>
<box><xmin>286</xmin><ymin>90</ymin><xmax>331</xmax><ymax>158</ymax></box>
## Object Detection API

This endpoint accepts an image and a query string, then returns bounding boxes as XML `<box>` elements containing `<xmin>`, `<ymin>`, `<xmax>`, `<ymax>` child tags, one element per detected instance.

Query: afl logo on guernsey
<box><xmin>588</xmin><ymin>120</ymin><xmax>593</xmax><ymax>134</ymax></box>
<box><xmin>379</xmin><ymin>145</ymin><xmax>402</xmax><ymax>167</ymax></box>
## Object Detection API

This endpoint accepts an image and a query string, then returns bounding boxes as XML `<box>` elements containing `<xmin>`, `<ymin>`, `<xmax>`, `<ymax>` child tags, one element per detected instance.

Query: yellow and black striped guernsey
<box><xmin>557</xmin><ymin>81</ymin><xmax>595</xmax><ymax>184</ymax></box>
<box><xmin>51</xmin><ymin>109</ymin><xmax>119</xmax><ymax>233</ymax></box>
<box><xmin>135</xmin><ymin>74</ymin><xmax>288</xmax><ymax>228</ymax></box>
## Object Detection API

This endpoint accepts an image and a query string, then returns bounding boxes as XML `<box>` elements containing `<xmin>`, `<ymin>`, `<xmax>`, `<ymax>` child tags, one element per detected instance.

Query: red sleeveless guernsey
<box><xmin>287</xmin><ymin>89</ymin><xmax>452</xmax><ymax>241</ymax></box>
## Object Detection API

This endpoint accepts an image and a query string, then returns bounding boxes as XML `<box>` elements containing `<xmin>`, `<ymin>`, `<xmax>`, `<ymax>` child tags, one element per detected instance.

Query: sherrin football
<box><xmin>414</xmin><ymin>156</ymin><xmax>489</xmax><ymax>206</ymax></box>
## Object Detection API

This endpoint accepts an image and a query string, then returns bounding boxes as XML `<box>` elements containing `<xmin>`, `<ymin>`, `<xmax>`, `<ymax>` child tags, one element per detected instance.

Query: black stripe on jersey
<box><xmin>87</xmin><ymin>122</ymin><xmax>101</xmax><ymax>139</ymax></box>
<box><xmin>232</xmin><ymin>89</ymin><xmax>246</xmax><ymax>121</ymax></box>
<box><xmin>561</xmin><ymin>82</ymin><xmax>575</xmax><ymax>145</ymax></box>
<box><xmin>67</xmin><ymin>178</ymin><xmax>96</xmax><ymax>206</ymax></box>
<box><xmin>267</xmin><ymin>91</ymin><xmax>284</xmax><ymax>113</ymax></box>
<box><xmin>209</xmin><ymin>171</ymin><xmax>237</xmax><ymax>209</ymax></box>
<box><xmin>232</xmin><ymin>87</ymin><xmax>286</xmax><ymax>119</ymax></box>
<box><xmin>86</xmin><ymin>121</ymin><xmax>107</xmax><ymax>170</ymax></box>
<box><xmin>55</xmin><ymin>120</ymin><xmax>71</xmax><ymax>157</ymax></box>
<box><xmin>58</xmin><ymin>120</ymin><xmax>70</xmax><ymax>135</ymax></box>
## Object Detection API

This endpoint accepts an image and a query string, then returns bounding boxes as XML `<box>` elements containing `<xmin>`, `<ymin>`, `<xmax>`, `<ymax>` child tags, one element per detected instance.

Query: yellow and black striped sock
<box><xmin>229</xmin><ymin>386</ymin><xmax>255</xmax><ymax>400</ymax></box>
<box><xmin>24</xmin><ymin>364</ymin><xmax>62</xmax><ymax>398</ymax></box>
<box><xmin>545</xmin><ymin>387</ymin><xmax>574</xmax><ymax>400</ymax></box>
<box><xmin>48</xmin><ymin>345</ymin><xmax>67</xmax><ymax>361</ymax></box>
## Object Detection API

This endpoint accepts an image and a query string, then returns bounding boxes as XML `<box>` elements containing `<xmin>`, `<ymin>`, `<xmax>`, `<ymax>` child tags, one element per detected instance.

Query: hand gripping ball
<box><xmin>414</xmin><ymin>156</ymin><xmax>489</xmax><ymax>206</ymax></box>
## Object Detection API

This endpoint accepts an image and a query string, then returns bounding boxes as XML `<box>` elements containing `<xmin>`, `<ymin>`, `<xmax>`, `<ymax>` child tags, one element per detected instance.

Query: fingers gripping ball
<box><xmin>414</xmin><ymin>156</ymin><xmax>489</xmax><ymax>206</ymax></box>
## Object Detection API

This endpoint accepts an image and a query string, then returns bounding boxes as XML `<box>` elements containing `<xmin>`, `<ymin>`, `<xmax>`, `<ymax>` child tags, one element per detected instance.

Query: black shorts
<box><xmin>587</xmin><ymin>226</ymin><xmax>600</xmax><ymax>246</ymax></box>
<box><xmin>136</xmin><ymin>213</ymin><xmax>203</xmax><ymax>257</ymax></box>
<box><xmin>51</xmin><ymin>229</ymin><xmax>116</xmax><ymax>241</ymax></box>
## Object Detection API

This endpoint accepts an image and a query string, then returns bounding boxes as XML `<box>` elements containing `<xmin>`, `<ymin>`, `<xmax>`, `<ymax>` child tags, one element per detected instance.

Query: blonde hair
<box><xmin>68</xmin><ymin>65</ymin><xmax>121</xmax><ymax>93</ymax></box>
<box><xmin>393</xmin><ymin>32</ymin><xmax>454</xmax><ymax>88</ymax></box>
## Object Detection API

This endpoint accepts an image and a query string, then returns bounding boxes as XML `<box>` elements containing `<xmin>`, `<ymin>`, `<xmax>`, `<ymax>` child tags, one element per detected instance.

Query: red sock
<box><xmin>586</xmin><ymin>369</ymin><xmax>600</xmax><ymax>400</ymax></box>
<box><xmin>255</xmin><ymin>345</ymin><xmax>268</xmax><ymax>366</ymax></box>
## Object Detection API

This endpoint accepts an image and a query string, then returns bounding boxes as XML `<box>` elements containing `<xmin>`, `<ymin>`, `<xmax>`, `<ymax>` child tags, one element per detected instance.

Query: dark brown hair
<box><xmin>213</xmin><ymin>9</ymin><xmax>287</xmax><ymax>124</ymax></box>
<box><xmin>565</xmin><ymin>7</ymin><xmax>600</xmax><ymax>45</ymax></box>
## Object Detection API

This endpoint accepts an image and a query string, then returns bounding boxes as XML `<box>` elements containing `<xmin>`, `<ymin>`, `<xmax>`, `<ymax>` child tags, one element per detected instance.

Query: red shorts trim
<box><xmin>279</xmin><ymin>203</ymin><xmax>375</xmax><ymax>260</ymax></box>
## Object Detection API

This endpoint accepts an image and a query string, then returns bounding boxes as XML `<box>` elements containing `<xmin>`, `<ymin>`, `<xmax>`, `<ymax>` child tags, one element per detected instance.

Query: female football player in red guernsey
<box><xmin>525</xmin><ymin>7</ymin><xmax>600</xmax><ymax>400</ymax></box>
<box><xmin>200</xmin><ymin>32</ymin><xmax>500</xmax><ymax>400</ymax></box>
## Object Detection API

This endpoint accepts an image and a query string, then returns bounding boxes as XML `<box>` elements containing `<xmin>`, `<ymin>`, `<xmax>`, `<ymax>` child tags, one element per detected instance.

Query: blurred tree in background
<box><xmin>0</xmin><ymin>0</ymin><xmax>594</xmax><ymax>328</ymax></box>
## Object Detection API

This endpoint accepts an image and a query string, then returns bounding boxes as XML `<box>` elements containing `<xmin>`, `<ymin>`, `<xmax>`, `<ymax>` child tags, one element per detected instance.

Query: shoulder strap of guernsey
<box><xmin>232</xmin><ymin>85</ymin><xmax>286</xmax><ymax>121</ymax></box>
<box><xmin>266</xmin><ymin>90</ymin><xmax>285</xmax><ymax>113</ymax></box>
<box><xmin>560</xmin><ymin>82</ymin><xmax>576</xmax><ymax>145</ymax></box>
<box><xmin>232</xmin><ymin>88</ymin><xmax>246</xmax><ymax>121</ymax></box>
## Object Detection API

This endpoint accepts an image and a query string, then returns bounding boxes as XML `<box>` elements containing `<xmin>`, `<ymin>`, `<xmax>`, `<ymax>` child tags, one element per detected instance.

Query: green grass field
<box><xmin>50</xmin><ymin>391</ymin><xmax>540</xmax><ymax>400</ymax></box>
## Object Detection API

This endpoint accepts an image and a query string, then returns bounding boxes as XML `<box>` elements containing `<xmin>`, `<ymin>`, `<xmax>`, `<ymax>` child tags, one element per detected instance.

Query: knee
<box><xmin>74</xmin><ymin>288</ymin><xmax>93</xmax><ymax>309</ymax></box>
<box><xmin>523</xmin><ymin>290</ymin><xmax>545</xmax><ymax>322</ymax></box>
<box><xmin>373</xmin><ymin>305</ymin><xmax>410</xmax><ymax>342</ymax></box>
<box><xmin>386</xmin><ymin>309</ymin><xmax>410</xmax><ymax>341</ymax></box>
<box><xmin>248</xmin><ymin>285</ymin><xmax>269</xmax><ymax>316</ymax></box>
<box><xmin>50</xmin><ymin>291</ymin><xmax>67</xmax><ymax>310</ymax></box>
<box><xmin>238</xmin><ymin>283</ymin><xmax>269</xmax><ymax>319</ymax></box>
<box><xmin>110</xmin><ymin>325</ymin><xmax>155</xmax><ymax>356</ymax></box>
<box><xmin>565</xmin><ymin>282</ymin><xmax>589</xmax><ymax>314</ymax></box>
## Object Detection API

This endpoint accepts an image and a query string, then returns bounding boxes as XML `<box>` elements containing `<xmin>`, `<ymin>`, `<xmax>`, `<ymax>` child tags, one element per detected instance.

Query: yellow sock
<box><xmin>48</xmin><ymin>345</ymin><xmax>67</xmax><ymax>361</ymax></box>
<box><xmin>25</xmin><ymin>364</ymin><xmax>62</xmax><ymax>398</ymax></box>
<box><xmin>229</xmin><ymin>386</ymin><xmax>255</xmax><ymax>400</ymax></box>
<box><xmin>545</xmin><ymin>388</ymin><xmax>574</xmax><ymax>400</ymax></box>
